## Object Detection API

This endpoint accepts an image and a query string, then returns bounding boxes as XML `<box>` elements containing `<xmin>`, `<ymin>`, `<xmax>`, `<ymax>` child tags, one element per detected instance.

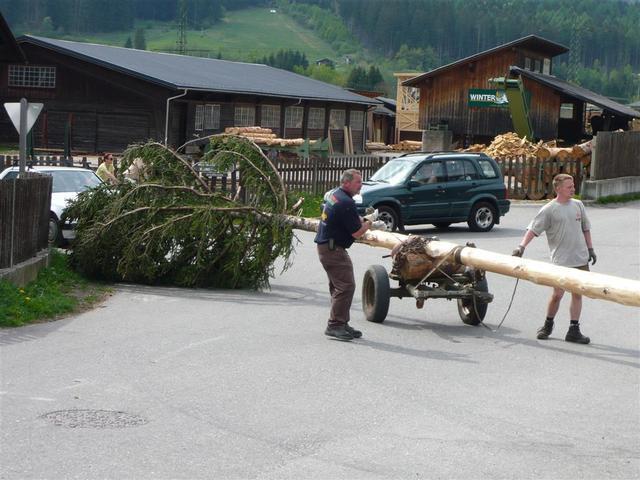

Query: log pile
<box><xmin>389</xmin><ymin>140</ymin><xmax>422</xmax><ymax>151</ymax></box>
<box><xmin>366</xmin><ymin>141</ymin><xmax>393</xmax><ymax>151</ymax></box>
<box><xmin>463</xmin><ymin>132</ymin><xmax>592</xmax><ymax>165</ymax></box>
<box><xmin>225</xmin><ymin>127</ymin><xmax>316</xmax><ymax>147</ymax></box>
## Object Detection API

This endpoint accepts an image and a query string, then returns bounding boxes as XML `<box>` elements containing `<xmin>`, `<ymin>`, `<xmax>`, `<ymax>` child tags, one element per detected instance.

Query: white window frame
<box><xmin>349</xmin><ymin>110</ymin><xmax>364</xmax><ymax>131</ymax></box>
<box><xmin>234</xmin><ymin>105</ymin><xmax>255</xmax><ymax>127</ymax></box>
<box><xmin>260</xmin><ymin>105</ymin><xmax>280</xmax><ymax>128</ymax></box>
<box><xmin>204</xmin><ymin>104</ymin><xmax>220</xmax><ymax>130</ymax></box>
<box><xmin>308</xmin><ymin>107</ymin><xmax>325</xmax><ymax>129</ymax></box>
<box><xmin>285</xmin><ymin>106</ymin><xmax>304</xmax><ymax>129</ymax></box>
<box><xmin>8</xmin><ymin>65</ymin><xmax>56</xmax><ymax>88</ymax></box>
<box><xmin>194</xmin><ymin>105</ymin><xmax>205</xmax><ymax>131</ymax></box>
<box><xmin>329</xmin><ymin>109</ymin><xmax>345</xmax><ymax>130</ymax></box>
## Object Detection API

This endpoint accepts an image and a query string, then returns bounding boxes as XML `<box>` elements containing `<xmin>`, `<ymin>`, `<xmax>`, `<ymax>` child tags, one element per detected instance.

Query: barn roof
<box><xmin>511</xmin><ymin>67</ymin><xmax>640</xmax><ymax>119</ymax></box>
<box><xmin>402</xmin><ymin>35</ymin><xmax>568</xmax><ymax>87</ymax></box>
<box><xmin>19</xmin><ymin>35</ymin><xmax>378</xmax><ymax>106</ymax></box>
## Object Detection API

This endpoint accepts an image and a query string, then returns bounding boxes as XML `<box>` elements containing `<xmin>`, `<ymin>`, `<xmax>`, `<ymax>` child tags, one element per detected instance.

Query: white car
<box><xmin>0</xmin><ymin>166</ymin><xmax>103</xmax><ymax>245</ymax></box>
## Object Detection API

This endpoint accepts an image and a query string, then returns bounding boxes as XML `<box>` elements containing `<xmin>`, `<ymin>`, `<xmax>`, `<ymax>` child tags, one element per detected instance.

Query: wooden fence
<box><xmin>274</xmin><ymin>154</ymin><xmax>390</xmax><ymax>195</ymax></box>
<box><xmin>0</xmin><ymin>174</ymin><xmax>52</xmax><ymax>269</ymax></box>
<box><xmin>592</xmin><ymin>131</ymin><xmax>640</xmax><ymax>180</ymax></box>
<box><xmin>495</xmin><ymin>156</ymin><xmax>584</xmax><ymax>200</ymax></box>
<box><xmin>0</xmin><ymin>153</ymin><xmax>585</xmax><ymax>201</ymax></box>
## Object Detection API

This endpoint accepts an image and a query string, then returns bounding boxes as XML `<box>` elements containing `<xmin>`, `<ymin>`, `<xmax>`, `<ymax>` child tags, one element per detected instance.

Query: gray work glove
<box><xmin>370</xmin><ymin>220</ymin><xmax>388</xmax><ymax>231</ymax></box>
<box><xmin>512</xmin><ymin>245</ymin><xmax>525</xmax><ymax>257</ymax></box>
<box><xmin>588</xmin><ymin>248</ymin><xmax>597</xmax><ymax>265</ymax></box>
<box><xmin>363</xmin><ymin>208</ymin><xmax>379</xmax><ymax>223</ymax></box>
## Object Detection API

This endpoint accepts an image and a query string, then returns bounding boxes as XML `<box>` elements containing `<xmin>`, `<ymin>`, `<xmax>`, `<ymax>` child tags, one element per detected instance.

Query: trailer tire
<box><xmin>362</xmin><ymin>264</ymin><xmax>390</xmax><ymax>323</ymax></box>
<box><xmin>457</xmin><ymin>278</ymin><xmax>489</xmax><ymax>325</ymax></box>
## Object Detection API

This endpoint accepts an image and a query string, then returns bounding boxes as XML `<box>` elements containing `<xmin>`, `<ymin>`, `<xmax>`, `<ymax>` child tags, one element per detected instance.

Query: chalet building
<box><xmin>0</xmin><ymin>33</ymin><xmax>378</xmax><ymax>154</ymax></box>
<box><xmin>402</xmin><ymin>35</ymin><xmax>639</xmax><ymax>144</ymax></box>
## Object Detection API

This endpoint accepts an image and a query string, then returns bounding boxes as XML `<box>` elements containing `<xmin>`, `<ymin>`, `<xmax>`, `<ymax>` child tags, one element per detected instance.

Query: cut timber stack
<box><xmin>225</xmin><ymin>127</ymin><xmax>316</xmax><ymax>147</ymax></box>
<box><xmin>366</xmin><ymin>142</ymin><xmax>392</xmax><ymax>151</ymax></box>
<box><xmin>390</xmin><ymin>140</ymin><xmax>422</xmax><ymax>151</ymax></box>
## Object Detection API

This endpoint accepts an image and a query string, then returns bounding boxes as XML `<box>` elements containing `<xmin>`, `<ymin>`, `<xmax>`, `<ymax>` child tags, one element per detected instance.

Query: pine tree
<box><xmin>133</xmin><ymin>27</ymin><xmax>147</xmax><ymax>50</ymax></box>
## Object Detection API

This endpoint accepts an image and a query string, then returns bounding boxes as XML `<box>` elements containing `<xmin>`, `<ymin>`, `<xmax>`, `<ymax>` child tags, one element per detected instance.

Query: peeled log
<box><xmin>283</xmin><ymin>215</ymin><xmax>640</xmax><ymax>307</ymax></box>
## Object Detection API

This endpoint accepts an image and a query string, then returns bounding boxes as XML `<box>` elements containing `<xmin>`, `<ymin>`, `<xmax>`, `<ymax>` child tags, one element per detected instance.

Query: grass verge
<box><xmin>596</xmin><ymin>192</ymin><xmax>640</xmax><ymax>204</ymax></box>
<box><xmin>0</xmin><ymin>250</ymin><xmax>111</xmax><ymax>328</ymax></box>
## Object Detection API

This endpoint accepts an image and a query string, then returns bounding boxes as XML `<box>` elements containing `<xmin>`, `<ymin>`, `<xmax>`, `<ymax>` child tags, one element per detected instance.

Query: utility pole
<box><xmin>176</xmin><ymin>0</ymin><xmax>188</xmax><ymax>55</ymax></box>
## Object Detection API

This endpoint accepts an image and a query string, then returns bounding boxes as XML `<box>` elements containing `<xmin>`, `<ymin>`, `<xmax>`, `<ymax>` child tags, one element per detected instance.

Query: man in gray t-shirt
<box><xmin>512</xmin><ymin>174</ymin><xmax>597</xmax><ymax>344</ymax></box>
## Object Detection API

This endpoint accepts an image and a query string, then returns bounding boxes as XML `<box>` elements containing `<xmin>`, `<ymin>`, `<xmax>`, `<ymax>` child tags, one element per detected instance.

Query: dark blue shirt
<box><xmin>314</xmin><ymin>187</ymin><xmax>362</xmax><ymax>249</ymax></box>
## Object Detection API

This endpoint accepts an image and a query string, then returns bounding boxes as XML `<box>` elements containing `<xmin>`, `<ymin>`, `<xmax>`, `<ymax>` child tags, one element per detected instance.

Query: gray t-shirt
<box><xmin>527</xmin><ymin>199</ymin><xmax>591</xmax><ymax>267</ymax></box>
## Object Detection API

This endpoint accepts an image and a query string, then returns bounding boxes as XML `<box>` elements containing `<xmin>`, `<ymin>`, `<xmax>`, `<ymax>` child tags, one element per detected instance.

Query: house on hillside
<box><xmin>0</xmin><ymin>32</ymin><xmax>378</xmax><ymax>154</ymax></box>
<box><xmin>402</xmin><ymin>35</ymin><xmax>639</xmax><ymax>144</ymax></box>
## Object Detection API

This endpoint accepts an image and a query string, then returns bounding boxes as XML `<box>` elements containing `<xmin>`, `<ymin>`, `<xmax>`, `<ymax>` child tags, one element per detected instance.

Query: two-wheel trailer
<box><xmin>361</xmin><ymin>243</ymin><xmax>494</xmax><ymax>325</ymax></box>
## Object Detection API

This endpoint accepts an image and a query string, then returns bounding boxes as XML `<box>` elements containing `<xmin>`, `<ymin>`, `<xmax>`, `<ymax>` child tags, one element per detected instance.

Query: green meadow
<box><xmin>30</xmin><ymin>8</ymin><xmax>341</xmax><ymax>65</ymax></box>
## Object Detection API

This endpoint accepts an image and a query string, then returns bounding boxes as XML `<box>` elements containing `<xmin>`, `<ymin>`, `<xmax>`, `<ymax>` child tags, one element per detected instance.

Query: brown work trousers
<box><xmin>317</xmin><ymin>243</ymin><xmax>355</xmax><ymax>327</ymax></box>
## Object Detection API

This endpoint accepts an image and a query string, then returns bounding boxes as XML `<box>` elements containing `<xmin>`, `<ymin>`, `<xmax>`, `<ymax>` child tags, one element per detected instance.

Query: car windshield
<box><xmin>368</xmin><ymin>159</ymin><xmax>417</xmax><ymax>185</ymax></box>
<box><xmin>47</xmin><ymin>170</ymin><xmax>102</xmax><ymax>193</ymax></box>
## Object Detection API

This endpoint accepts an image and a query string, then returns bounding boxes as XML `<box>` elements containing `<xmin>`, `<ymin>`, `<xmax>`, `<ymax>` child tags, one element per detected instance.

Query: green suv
<box><xmin>354</xmin><ymin>152</ymin><xmax>510</xmax><ymax>232</ymax></box>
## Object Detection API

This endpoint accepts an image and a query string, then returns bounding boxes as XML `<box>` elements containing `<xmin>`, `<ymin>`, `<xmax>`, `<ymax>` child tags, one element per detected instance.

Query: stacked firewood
<box><xmin>463</xmin><ymin>132</ymin><xmax>592</xmax><ymax>164</ymax></box>
<box><xmin>224</xmin><ymin>127</ymin><xmax>315</xmax><ymax>147</ymax></box>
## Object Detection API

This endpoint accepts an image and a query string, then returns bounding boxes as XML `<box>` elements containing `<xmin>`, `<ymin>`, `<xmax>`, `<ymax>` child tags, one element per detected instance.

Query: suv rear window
<box><xmin>478</xmin><ymin>159</ymin><xmax>498</xmax><ymax>178</ymax></box>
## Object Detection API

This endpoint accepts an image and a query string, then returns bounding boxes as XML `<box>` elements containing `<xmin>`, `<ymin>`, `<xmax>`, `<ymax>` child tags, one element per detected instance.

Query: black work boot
<box><xmin>325</xmin><ymin>325</ymin><xmax>353</xmax><ymax>341</ymax></box>
<box><xmin>345</xmin><ymin>324</ymin><xmax>362</xmax><ymax>339</ymax></box>
<box><xmin>565</xmin><ymin>324</ymin><xmax>590</xmax><ymax>344</ymax></box>
<box><xmin>536</xmin><ymin>319</ymin><xmax>554</xmax><ymax>340</ymax></box>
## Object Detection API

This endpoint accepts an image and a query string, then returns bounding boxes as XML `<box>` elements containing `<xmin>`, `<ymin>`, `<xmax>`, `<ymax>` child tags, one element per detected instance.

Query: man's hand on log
<box><xmin>512</xmin><ymin>245</ymin><xmax>525</xmax><ymax>257</ymax></box>
<box><xmin>588</xmin><ymin>248</ymin><xmax>597</xmax><ymax>265</ymax></box>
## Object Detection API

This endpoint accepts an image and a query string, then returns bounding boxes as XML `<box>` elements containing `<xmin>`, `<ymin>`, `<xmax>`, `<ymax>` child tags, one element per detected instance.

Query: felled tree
<box><xmin>65</xmin><ymin>137</ymin><xmax>298</xmax><ymax>289</ymax></box>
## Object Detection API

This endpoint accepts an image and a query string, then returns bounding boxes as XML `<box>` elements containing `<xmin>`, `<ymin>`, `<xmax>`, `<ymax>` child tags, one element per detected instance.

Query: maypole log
<box><xmin>283</xmin><ymin>215</ymin><xmax>640</xmax><ymax>308</ymax></box>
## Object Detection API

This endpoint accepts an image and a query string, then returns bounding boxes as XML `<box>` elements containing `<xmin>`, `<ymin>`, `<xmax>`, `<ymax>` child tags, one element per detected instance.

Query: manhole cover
<box><xmin>41</xmin><ymin>409</ymin><xmax>148</xmax><ymax>429</ymax></box>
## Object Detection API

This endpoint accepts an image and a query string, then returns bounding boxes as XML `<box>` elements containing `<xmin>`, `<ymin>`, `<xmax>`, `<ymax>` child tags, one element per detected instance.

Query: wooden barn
<box><xmin>402</xmin><ymin>35</ymin><xmax>639</xmax><ymax>144</ymax></box>
<box><xmin>0</xmin><ymin>33</ymin><xmax>378</xmax><ymax>154</ymax></box>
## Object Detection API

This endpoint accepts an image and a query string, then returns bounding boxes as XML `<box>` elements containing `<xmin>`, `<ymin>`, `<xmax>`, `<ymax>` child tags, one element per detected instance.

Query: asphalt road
<box><xmin>1</xmin><ymin>202</ymin><xmax>639</xmax><ymax>480</ymax></box>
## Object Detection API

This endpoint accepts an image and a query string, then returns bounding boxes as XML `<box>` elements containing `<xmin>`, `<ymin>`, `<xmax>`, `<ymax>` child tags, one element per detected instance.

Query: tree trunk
<box><xmin>283</xmin><ymin>215</ymin><xmax>640</xmax><ymax>307</ymax></box>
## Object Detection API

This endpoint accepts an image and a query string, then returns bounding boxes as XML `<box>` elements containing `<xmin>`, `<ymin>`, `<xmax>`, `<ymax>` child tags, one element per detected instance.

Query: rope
<box><xmin>478</xmin><ymin>278</ymin><xmax>520</xmax><ymax>332</ymax></box>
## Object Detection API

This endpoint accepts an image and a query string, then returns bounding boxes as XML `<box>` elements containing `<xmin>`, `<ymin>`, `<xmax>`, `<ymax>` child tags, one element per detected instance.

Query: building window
<box><xmin>349</xmin><ymin>110</ymin><xmax>364</xmax><ymax>131</ymax></box>
<box><xmin>560</xmin><ymin>103</ymin><xmax>574</xmax><ymax>119</ymax></box>
<box><xmin>543</xmin><ymin>58</ymin><xmax>551</xmax><ymax>75</ymax></box>
<box><xmin>285</xmin><ymin>106</ymin><xmax>303</xmax><ymax>128</ymax></box>
<box><xmin>534</xmin><ymin>59</ymin><xmax>542</xmax><ymax>73</ymax></box>
<box><xmin>329</xmin><ymin>109</ymin><xmax>345</xmax><ymax>130</ymax></box>
<box><xmin>261</xmin><ymin>105</ymin><xmax>280</xmax><ymax>128</ymax></box>
<box><xmin>195</xmin><ymin>105</ymin><xmax>205</xmax><ymax>131</ymax></box>
<box><xmin>234</xmin><ymin>105</ymin><xmax>255</xmax><ymax>127</ymax></box>
<box><xmin>308</xmin><ymin>108</ymin><xmax>325</xmax><ymax>129</ymax></box>
<box><xmin>8</xmin><ymin>65</ymin><xmax>56</xmax><ymax>88</ymax></box>
<box><xmin>524</xmin><ymin>57</ymin><xmax>531</xmax><ymax>70</ymax></box>
<box><xmin>204</xmin><ymin>104</ymin><xmax>220</xmax><ymax>130</ymax></box>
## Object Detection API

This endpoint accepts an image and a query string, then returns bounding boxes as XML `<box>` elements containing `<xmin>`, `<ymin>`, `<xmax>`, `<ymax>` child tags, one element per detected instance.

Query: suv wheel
<box><xmin>377</xmin><ymin>206</ymin><xmax>401</xmax><ymax>232</ymax></box>
<box><xmin>467</xmin><ymin>202</ymin><xmax>497</xmax><ymax>232</ymax></box>
<box><xmin>49</xmin><ymin>214</ymin><xmax>63</xmax><ymax>246</ymax></box>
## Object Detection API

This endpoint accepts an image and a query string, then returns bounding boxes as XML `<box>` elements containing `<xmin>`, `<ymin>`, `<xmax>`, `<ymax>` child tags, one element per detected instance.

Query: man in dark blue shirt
<box><xmin>315</xmin><ymin>169</ymin><xmax>371</xmax><ymax>341</ymax></box>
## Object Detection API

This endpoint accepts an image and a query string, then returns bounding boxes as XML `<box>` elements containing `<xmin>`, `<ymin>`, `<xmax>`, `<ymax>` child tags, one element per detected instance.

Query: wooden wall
<box><xmin>417</xmin><ymin>49</ymin><xmax>564</xmax><ymax>142</ymax></box>
<box><xmin>0</xmin><ymin>43</ymin><xmax>370</xmax><ymax>154</ymax></box>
